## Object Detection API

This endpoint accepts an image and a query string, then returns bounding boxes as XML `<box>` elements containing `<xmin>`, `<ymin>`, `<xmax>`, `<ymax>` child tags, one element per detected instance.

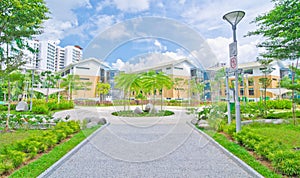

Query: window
<box><xmin>76</xmin><ymin>66</ymin><xmax>90</xmax><ymax>70</ymax></box>
<box><xmin>174</xmin><ymin>67</ymin><xmax>183</xmax><ymax>70</ymax></box>
<box><xmin>272</xmin><ymin>78</ymin><xmax>277</xmax><ymax>81</ymax></box>
<box><xmin>248</xmin><ymin>88</ymin><xmax>254</xmax><ymax>96</ymax></box>
<box><xmin>166</xmin><ymin>67</ymin><xmax>171</xmax><ymax>70</ymax></box>
<box><xmin>240</xmin><ymin>88</ymin><xmax>244</xmax><ymax>96</ymax></box>
<box><xmin>244</xmin><ymin>69</ymin><xmax>253</xmax><ymax>75</ymax></box>
<box><xmin>80</xmin><ymin>78</ymin><xmax>89</xmax><ymax>81</ymax></box>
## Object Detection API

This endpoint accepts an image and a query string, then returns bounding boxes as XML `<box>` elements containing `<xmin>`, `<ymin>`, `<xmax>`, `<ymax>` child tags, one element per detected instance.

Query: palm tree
<box><xmin>141</xmin><ymin>70</ymin><xmax>173</xmax><ymax>110</ymax></box>
<box><xmin>61</xmin><ymin>74</ymin><xmax>80</xmax><ymax>101</ymax></box>
<box><xmin>96</xmin><ymin>82</ymin><xmax>110</xmax><ymax>102</ymax></box>
<box><xmin>114</xmin><ymin>72</ymin><xmax>141</xmax><ymax>110</ymax></box>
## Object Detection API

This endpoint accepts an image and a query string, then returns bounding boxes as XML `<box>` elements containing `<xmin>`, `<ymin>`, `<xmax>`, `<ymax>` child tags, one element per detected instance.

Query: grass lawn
<box><xmin>244</xmin><ymin>123</ymin><xmax>300</xmax><ymax>149</ymax></box>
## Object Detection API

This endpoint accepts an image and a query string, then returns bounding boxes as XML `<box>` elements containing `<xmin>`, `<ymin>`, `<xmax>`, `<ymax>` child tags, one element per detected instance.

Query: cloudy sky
<box><xmin>38</xmin><ymin>0</ymin><xmax>274</xmax><ymax>71</ymax></box>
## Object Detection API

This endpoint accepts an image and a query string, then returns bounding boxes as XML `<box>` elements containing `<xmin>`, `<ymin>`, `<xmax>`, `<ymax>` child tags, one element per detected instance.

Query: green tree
<box><xmin>258</xmin><ymin>59</ymin><xmax>274</xmax><ymax>117</ymax></box>
<box><xmin>280</xmin><ymin>63</ymin><xmax>300</xmax><ymax>125</ymax></box>
<box><xmin>4</xmin><ymin>71</ymin><xmax>23</xmax><ymax>131</ymax></box>
<box><xmin>114</xmin><ymin>72</ymin><xmax>141</xmax><ymax>110</ymax></box>
<box><xmin>0</xmin><ymin>0</ymin><xmax>49</xmax><ymax>71</ymax></box>
<box><xmin>173</xmin><ymin>77</ymin><xmax>185</xmax><ymax>99</ymax></box>
<box><xmin>61</xmin><ymin>75</ymin><xmax>80</xmax><ymax>101</ymax></box>
<box><xmin>141</xmin><ymin>71</ymin><xmax>173</xmax><ymax>110</ymax></box>
<box><xmin>247</xmin><ymin>0</ymin><xmax>299</xmax><ymax>60</ymax></box>
<box><xmin>96</xmin><ymin>82</ymin><xmax>110</xmax><ymax>102</ymax></box>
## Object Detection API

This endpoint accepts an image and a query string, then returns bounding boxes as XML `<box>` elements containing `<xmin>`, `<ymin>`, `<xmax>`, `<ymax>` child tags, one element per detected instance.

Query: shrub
<box><xmin>31</xmin><ymin>104</ymin><xmax>49</xmax><ymax>114</ymax></box>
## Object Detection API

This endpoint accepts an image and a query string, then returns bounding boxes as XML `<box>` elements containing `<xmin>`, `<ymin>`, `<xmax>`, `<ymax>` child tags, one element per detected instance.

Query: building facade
<box><xmin>60</xmin><ymin>58</ymin><xmax>118</xmax><ymax>100</ymax></box>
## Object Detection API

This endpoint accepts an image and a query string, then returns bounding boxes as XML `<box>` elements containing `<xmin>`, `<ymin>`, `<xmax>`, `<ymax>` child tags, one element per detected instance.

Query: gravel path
<box><xmin>41</xmin><ymin>106</ymin><xmax>258</xmax><ymax>178</ymax></box>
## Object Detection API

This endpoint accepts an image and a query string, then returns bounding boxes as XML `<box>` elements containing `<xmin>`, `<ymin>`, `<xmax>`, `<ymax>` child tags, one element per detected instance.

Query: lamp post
<box><xmin>223</xmin><ymin>10</ymin><xmax>245</xmax><ymax>132</ymax></box>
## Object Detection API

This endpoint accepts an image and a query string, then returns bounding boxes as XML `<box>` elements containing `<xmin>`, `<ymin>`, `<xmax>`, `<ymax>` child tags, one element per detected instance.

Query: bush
<box><xmin>233</xmin><ymin>127</ymin><xmax>300</xmax><ymax>176</ymax></box>
<box><xmin>31</xmin><ymin>104</ymin><xmax>49</xmax><ymax>114</ymax></box>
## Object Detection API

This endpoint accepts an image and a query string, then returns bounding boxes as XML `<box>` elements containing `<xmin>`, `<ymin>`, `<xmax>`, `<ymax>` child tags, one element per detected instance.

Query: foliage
<box><xmin>203</xmin><ymin>130</ymin><xmax>281</xmax><ymax>177</ymax></box>
<box><xmin>96</xmin><ymin>82</ymin><xmax>110</xmax><ymax>102</ymax></box>
<box><xmin>60</xmin><ymin>75</ymin><xmax>81</xmax><ymax>100</ymax></box>
<box><xmin>232</xmin><ymin>124</ymin><xmax>300</xmax><ymax>176</ymax></box>
<box><xmin>9</xmin><ymin>125</ymin><xmax>100</xmax><ymax>178</ymax></box>
<box><xmin>0</xmin><ymin>121</ymin><xmax>80</xmax><ymax>176</ymax></box>
<box><xmin>247</xmin><ymin>0</ymin><xmax>299</xmax><ymax>60</ymax></box>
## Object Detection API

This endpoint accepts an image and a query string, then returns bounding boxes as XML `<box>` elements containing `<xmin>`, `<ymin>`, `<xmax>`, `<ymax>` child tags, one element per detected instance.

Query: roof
<box><xmin>59</xmin><ymin>58</ymin><xmax>111</xmax><ymax>72</ymax></box>
<box><xmin>130</xmin><ymin>58</ymin><xmax>197</xmax><ymax>73</ymax></box>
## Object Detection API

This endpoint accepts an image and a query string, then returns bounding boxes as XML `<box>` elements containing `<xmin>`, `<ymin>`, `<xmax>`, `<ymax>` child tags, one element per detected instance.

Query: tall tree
<box><xmin>0</xmin><ymin>0</ymin><xmax>49</xmax><ymax>70</ymax></box>
<box><xmin>281</xmin><ymin>63</ymin><xmax>300</xmax><ymax>125</ymax></box>
<box><xmin>247</xmin><ymin>0</ymin><xmax>299</xmax><ymax>61</ymax></box>
<box><xmin>258</xmin><ymin>59</ymin><xmax>274</xmax><ymax>117</ymax></box>
<box><xmin>61</xmin><ymin>75</ymin><xmax>80</xmax><ymax>101</ymax></box>
<box><xmin>96</xmin><ymin>82</ymin><xmax>110</xmax><ymax>102</ymax></box>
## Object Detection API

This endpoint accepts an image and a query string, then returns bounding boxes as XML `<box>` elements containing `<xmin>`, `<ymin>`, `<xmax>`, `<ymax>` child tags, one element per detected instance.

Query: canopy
<box><xmin>33</xmin><ymin>88</ymin><xmax>65</xmax><ymax>95</ymax></box>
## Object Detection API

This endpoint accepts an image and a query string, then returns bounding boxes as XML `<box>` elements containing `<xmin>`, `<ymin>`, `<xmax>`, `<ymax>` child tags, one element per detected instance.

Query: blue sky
<box><xmin>38</xmin><ymin>0</ymin><xmax>274</xmax><ymax>71</ymax></box>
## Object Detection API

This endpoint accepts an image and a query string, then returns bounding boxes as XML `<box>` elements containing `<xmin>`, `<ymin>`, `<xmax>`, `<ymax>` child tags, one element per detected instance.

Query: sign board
<box><xmin>230</xmin><ymin>56</ymin><xmax>237</xmax><ymax>70</ymax></box>
<box><xmin>229</xmin><ymin>42</ymin><xmax>237</xmax><ymax>57</ymax></box>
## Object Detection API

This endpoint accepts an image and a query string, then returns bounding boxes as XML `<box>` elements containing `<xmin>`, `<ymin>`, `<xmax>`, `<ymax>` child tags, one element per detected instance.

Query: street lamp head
<box><xmin>223</xmin><ymin>11</ymin><xmax>245</xmax><ymax>27</ymax></box>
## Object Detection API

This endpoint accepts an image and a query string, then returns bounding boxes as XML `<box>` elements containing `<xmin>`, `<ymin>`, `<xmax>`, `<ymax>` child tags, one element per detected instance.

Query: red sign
<box><xmin>230</xmin><ymin>56</ymin><xmax>237</xmax><ymax>70</ymax></box>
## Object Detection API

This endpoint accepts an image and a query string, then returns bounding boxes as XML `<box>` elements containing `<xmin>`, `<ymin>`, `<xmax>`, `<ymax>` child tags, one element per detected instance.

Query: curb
<box><xmin>38</xmin><ymin>122</ymin><xmax>110</xmax><ymax>178</ymax></box>
<box><xmin>186</xmin><ymin>121</ymin><xmax>263</xmax><ymax>178</ymax></box>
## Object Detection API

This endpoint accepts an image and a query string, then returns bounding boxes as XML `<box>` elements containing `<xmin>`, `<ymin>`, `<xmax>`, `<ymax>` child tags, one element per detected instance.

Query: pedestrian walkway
<box><xmin>40</xmin><ymin>107</ymin><xmax>260</xmax><ymax>178</ymax></box>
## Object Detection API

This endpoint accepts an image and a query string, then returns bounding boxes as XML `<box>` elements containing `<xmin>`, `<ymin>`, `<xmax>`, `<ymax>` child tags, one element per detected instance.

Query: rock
<box><xmin>197</xmin><ymin>123</ymin><xmax>210</xmax><ymax>129</ymax></box>
<box><xmin>134</xmin><ymin>107</ymin><xmax>143</xmax><ymax>114</ymax></box>
<box><xmin>98</xmin><ymin>118</ymin><xmax>107</xmax><ymax>125</ymax></box>
<box><xmin>150</xmin><ymin>107</ymin><xmax>158</xmax><ymax>114</ymax></box>
<box><xmin>86</xmin><ymin>122</ymin><xmax>98</xmax><ymax>129</ymax></box>
<box><xmin>198</xmin><ymin>120</ymin><xmax>208</xmax><ymax>125</ymax></box>
<box><xmin>264</xmin><ymin>119</ymin><xmax>273</xmax><ymax>124</ymax></box>
<box><xmin>16</xmin><ymin>101</ymin><xmax>28</xmax><ymax>111</ymax></box>
<box><xmin>273</xmin><ymin>119</ymin><xmax>283</xmax><ymax>124</ymax></box>
<box><xmin>191</xmin><ymin>119</ymin><xmax>198</xmax><ymax>125</ymax></box>
<box><xmin>145</xmin><ymin>103</ymin><xmax>153</xmax><ymax>112</ymax></box>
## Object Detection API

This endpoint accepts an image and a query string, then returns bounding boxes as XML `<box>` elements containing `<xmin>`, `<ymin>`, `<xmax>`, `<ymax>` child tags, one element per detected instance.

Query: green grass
<box><xmin>244</xmin><ymin>123</ymin><xmax>300</xmax><ymax>149</ymax></box>
<box><xmin>203</xmin><ymin>129</ymin><xmax>281</xmax><ymax>178</ymax></box>
<box><xmin>111</xmin><ymin>110</ymin><xmax>174</xmax><ymax>117</ymax></box>
<box><xmin>0</xmin><ymin>129</ymin><xmax>45</xmax><ymax>150</ymax></box>
<box><xmin>9</xmin><ymin>125</ymin><xmax>101</xmax><ymax>178</ymax></box>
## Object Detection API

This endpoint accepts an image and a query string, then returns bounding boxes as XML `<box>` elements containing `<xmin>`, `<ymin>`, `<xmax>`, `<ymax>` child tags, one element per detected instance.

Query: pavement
<box><xmin>40</xmin><ymin>106</ymin><xmax>261</xmax><ymax>178</ymax></box>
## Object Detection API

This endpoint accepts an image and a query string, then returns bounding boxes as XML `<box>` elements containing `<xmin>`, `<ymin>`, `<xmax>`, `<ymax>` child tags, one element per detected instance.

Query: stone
<box><xmin>98</xmin><ymin>118</ymin><xmax>107</xmax><ymax>125</ymax></box>
<box><xmin>198</xmin><ymin>120</ymin><xmax>208</xmax><ymax>125</ymax></box>
<box><xmin>150</xmin><ymin>107</ymin><xmax>158</xmax><ymax>114</ymax></box>
<box><xmin>145</xmin><ymin>103</ymin><xmax>153</xmax><ymax>112</ymax></box>
<box><xmin>134</xmin><ymin>107</ymin><xmax>143</xmax><ymax>114</ymax></box>
<box><xmin>197</xmin><ymin>123</ymin><xmax>210</xmax><ymax>129</ymax></box>
<box><xmin>86</xmin><ymin>122</ymin><xmax>98</xmax><ymax>129</ymax></box>
<box><xmin>16</xmin><ymin>101</ymin><xmax>28</xmax><ymax>111</ymax></box>
<box><xmin>273</xmin><ymin>119</ymin><xmax>283</xmax><ymax>124</ymax></box>
<box><xmin>191</xmin><ymin>119</ymin><xmax>198</xmax><ymax>125</ymax></box>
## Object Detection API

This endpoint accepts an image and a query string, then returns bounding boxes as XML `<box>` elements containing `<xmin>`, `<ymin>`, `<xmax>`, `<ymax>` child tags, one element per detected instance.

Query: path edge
<box><xmin>186</xmin><ymin>121</ymin><xmax>263</xmax><ymax>178</ymax></box>
<box><xmin>38</xmin><ymin>122</ymin><xmax>110</xmax><ymax>178</ymax></box>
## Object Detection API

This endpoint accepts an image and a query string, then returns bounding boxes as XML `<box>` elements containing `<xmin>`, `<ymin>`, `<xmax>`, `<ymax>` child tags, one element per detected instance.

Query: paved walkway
<box><xmin>41</xmin><ymin>106</ymin><xmax>259</xmax><ymax>178</ymax></box>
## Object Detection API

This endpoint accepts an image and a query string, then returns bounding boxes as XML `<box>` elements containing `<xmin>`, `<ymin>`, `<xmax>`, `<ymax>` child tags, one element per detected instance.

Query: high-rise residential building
<box><xmin>64</xmin><ymin>45</ymin><xmax>82</xmax><ymax>67</ymax></box>
<box><xmin>38</xmin><ymin>41</ymin><xmax>57</xmax><ymax>72</ymax></box>
<box><xmin>56</xmin><ymin>46</ymin><xmax>65</xmax><ymax>71</ymax></box>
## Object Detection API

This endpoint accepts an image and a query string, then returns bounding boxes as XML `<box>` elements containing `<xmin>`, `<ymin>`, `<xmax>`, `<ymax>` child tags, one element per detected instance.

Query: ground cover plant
<box><xmin>221</xmin><ymin>122</ymin><xmax>300</xmax><ymax>176</ymax></box>
<box><xmin>9</xmin><ymin>125</ymin><xmax>100</xmax><ymax>178</ymax></box>
<box><xmin>0</xmin><ymin>121</ymin><xmax>81</xmax><ymax>176</ymax></box>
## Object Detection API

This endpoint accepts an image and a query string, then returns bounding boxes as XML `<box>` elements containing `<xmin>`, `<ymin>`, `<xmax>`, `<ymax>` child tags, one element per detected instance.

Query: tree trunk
<box><xmin>5</xmin><ymin>80</ymin><xmax>11</xmax><ymax>132</ymax></box>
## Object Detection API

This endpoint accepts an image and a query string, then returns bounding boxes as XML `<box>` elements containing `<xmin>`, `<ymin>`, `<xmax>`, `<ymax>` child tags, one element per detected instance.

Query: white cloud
<box><xmin>154</xmin><ymin>40</ymin><xmax>167</xmax><ymax>51</ymax></box>
<box><xmin>111</xmin><ymin>50</ymin><xmax>189</xmax><ymax>72</ymax></box>
<box><xmin>207</xmin><ymin>36</ymin><xmax>260</xmax><ymax>65</ymax></box>
<box><xmin>112</xmin><ymin>0</ymin><xmax>150</xmax><ymax>13</ymax></box>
